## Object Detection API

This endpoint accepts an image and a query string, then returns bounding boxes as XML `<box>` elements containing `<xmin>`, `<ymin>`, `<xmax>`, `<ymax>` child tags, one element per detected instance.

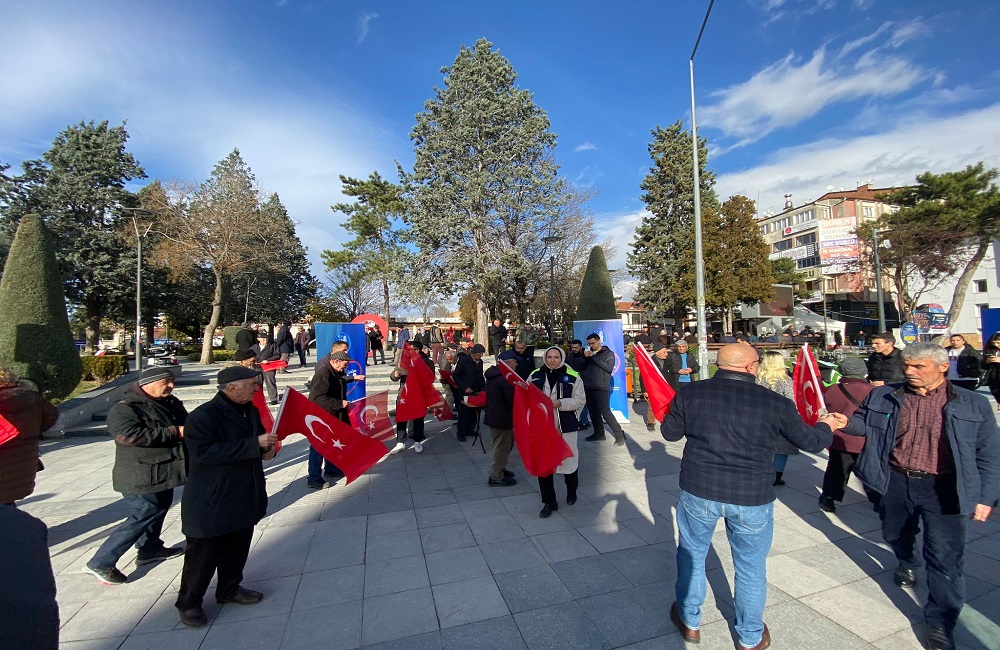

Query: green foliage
<box><xmin>0</xmin><ymin>214</ymin><xmax>84</xmax><ymax>399</ymax></box>
<box><xmin>403</xmin><ymin>38</ymin><xmax>567</xmax><ymax>326</ymax></box>
<box><xmin>0</xmin><ymin>121</ymin><xmax>146</xmax><ymax>351</ymax></box>
<box><xmin>628</xmin><ymin>120</ymin><xmax>718</xmax><ymax>318</ymax></box>
<box><xmin>329</xmin><ymin>172</ymin><xmax>407</xmax><ymax>321</ymax></box>
<box><xmin>221</xmin><ymin>326</ymin><xmax>243</xmax><ymax>350</ymax></box>
<box><xmin>576</xmin><ymin>247</ymin><xmax>617</xmax><ymax>320</ymax></box>
<box><xmin>80</xmin><ymin>355</ymin><xmax>129</xmax><ymax>384</ymax></box>
<box><xmin>873</xmin><ymin>163</ymin><xmax>1000</xmax><ymax>324</ymax></box>
<box><xmin>770</xmin><ymin>258</ymin><xmax>811</xmax><ymax>299</ymax></box>
<box><xmin>187</xmin><ymin>349</ymin><xmax>236</xmax><ymax>362</ymax></box>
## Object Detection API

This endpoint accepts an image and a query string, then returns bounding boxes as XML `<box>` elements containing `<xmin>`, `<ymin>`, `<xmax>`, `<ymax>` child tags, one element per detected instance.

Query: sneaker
<box><xmin>413</xmin><ymin>441</ymin><xmax>424</xmax><ymax>453</ymax></box>
<box><xmin>584</xmin><ymin>433</ymin><xmax>606</xmax><ymax>442</ymax></box>
<box><xmin>84</xmin><ymin>565</ymin><xmax>127</xmax><ymax>585</ymax></box>
<box><xmin>306</xmin><ymin>479</ymin><xmax>327</xmax><ymax>490</ymax></box>
<box><xmin>136</xmin><ymin>546</ymin><xmax>184</xmax><ymax>566</ymax></box>
<box><xmin>488</xmin><ymin>476</ymin><xmax>517</xmax><ymax>486</ymax></box>
<box><xmin>389</xmin><ymin>442</ymin><xmax>407</xmax><ymax>454</ymax></box>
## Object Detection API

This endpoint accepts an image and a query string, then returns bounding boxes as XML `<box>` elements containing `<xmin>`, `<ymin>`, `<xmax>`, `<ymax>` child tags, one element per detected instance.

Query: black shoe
<box><xmin>566</xmin><ymin>494</ymin><xmax>577</xmax><ymax>505</ymax></box>
<box><xmin>488</xmin><ymin>476</ymin><xmax>517</xmax><ymax>487</ymax></box>
<box><xmin>539</xmin><ymin>503</ymin><xmax>558</xmax><ymax>518</ymax></box>
<box><xmin>585</xmin><ymin>433</ymin><xmax>606</xmax><ymax>442</ymax></box>
<box><xmin>456</xmin><ymin>434</ymin><xmax>467</xmax><ymax>442</ymax></box>
<box><xmin>323</xmin><ymin>471</ymin><xmax>344</xmax><ymax>482</ymax></box>
<box><xmin>502</xmin><ymin>468</ymin><xmax>515</xmax><ymax>479</ymax></box>
<box><xmin>136</xmin><ymin>546</ymin><xmax>184</xmax><ymax>566</ymax></box>
<box><xmin>817</xmin><ymin>496</ymin><xmax>836</xmax><ymax>513</ymax></box>
<box><xmin>772</xmin><ymin>471</ymin><xmax>785</xmax><ymax>486</ymax></box>
<box><xmin>269</xmin><ymin>400</ymin><xmax>279</xmax><ymax>405</ymax></box>
<box><xmin>579</xmin><ymin>422</ymin><xmax>591</xmax><ymax>430</ymax></box>
<box><xmin>307</xmin><ymin>479</ymin><xmax>327</xmax><ymax>490</ymax></box>
<box><xmin>614</xmin><ymin>434</ymin><xmax>626</xmax><ymax>446</ymax></box>
<box><xmin>926</xmin><ymin>626</ymin><xmax>954</xmax><ymax>650</ymax></box>
<box><xmin>177</xmin><ymin>606</ymin><xmax>208</xmax><ymax>627</ymax></box>
<box><xmin>893</xmin><ymin>567</ymin><xmax>917</xmax><ymax>588</ymax></box>
<box><xmin>646</xmin><ymin>423</ymin><xmax>655</xmax><ymax>431</ymax></box>
<box><xmin>217</xmin><ymin>586</ymin><xmax>264</xmax><ymax>605</ymax></box>
<box><xmin>84</xmin><ymin>565</ymin><xmax>127</xmax><ymax>585</ymax></box>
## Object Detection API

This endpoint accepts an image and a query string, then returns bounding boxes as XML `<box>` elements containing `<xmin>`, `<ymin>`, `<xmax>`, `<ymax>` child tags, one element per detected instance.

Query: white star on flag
<box><xmin>331</xmin><ymin>439</ymin><xmax>345</xmax><ymax>450</ymax></box>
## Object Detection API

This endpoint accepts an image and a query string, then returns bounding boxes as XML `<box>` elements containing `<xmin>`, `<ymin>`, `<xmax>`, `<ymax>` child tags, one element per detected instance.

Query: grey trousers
<box><xmin>489</xmin><ymin>428</ymin><xmax>515</xmax><ymax>480</ymax></box>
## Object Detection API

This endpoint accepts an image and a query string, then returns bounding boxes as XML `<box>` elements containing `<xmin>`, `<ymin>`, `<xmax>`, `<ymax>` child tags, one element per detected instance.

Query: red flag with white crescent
<box><xmin>632</xmin><ymin>343</ymin><xmax>676</xmax><ymax>422</ymax></box>
<box><xmin>251</xmin><ymin>389</ymin><xmax>281</xmax><ymax>456</ymax></box>
<box><xmin>348</xmin><ymin>391</ymin><xmax>395</xmax><ymax>442</ymax></box>
<box><xmin>395</xmin><ymin>347</ymin><xmax>439</xmax><ymax>422</ymax></box>
<box><xmin>431</xmin><ymin>398</ymin><xmax>453</xmax><ymax>421</ymax></box>
<box><xmin>496</xmin><ymin>359</ymin><xmax>572</xmax><ymax>476</ymax></box>
<box><xmin>793</xmin><ymin>344</ymin><xmax>826</xmax><ymax>425</ymax></box>
<box><xmin>273</xmin><ymin>388</ymin><xmax>388</xmax><ymax>483</ymax></box>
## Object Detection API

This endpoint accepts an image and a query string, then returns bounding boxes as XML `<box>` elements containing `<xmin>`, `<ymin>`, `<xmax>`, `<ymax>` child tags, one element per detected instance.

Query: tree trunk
<box><xmin>475</xmin><ymin>298</ymin><xmax>490</xmax><ymax>346</ymax></box>
<box><xmin>946</xmin><ymin>238</ymin><xmax>990</xmax><ymax>331</ymax></box>
<box><xmin>84</xmin><ymin>310</ymin><xmax>101</xmax><ymax>354</ymax></box>
<box><xmin>382</xmin><ymin>278</ymin><xmax>391</xmax><ymax>323</ymax></box>
<box><xmin>200</xmin><ymin>269</ymin><xmax>225</xmax><ymax>364</ymax></box>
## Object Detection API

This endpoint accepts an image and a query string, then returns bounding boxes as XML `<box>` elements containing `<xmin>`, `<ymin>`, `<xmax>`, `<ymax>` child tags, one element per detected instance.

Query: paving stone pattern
<box><xmin>28</xmin><ymin>360</ymin><xmax>1000</xmax><ymax>649</ymax></box>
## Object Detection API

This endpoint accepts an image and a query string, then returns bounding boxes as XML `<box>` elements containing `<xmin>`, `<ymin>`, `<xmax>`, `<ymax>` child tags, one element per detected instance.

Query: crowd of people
<box><xmin>2</xmin><ymin>318</ymin><xmax>999</xmax><ymax>650</ymax></box>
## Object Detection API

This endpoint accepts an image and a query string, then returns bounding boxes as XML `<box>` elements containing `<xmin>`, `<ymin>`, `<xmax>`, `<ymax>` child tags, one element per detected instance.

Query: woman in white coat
<box><xmin>530</xmin><ymin>346</ymin><xmax>586</xmax><ymax>518</ymax></box>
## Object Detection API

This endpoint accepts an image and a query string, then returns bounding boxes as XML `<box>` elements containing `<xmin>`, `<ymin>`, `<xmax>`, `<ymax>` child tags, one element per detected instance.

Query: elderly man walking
<box><xmin>661</xmin><ymin>344</ymin><xmax>843</xmax><ymax>650</ymax></box>
<box><xmin>174</xmin><ymin>366</ymin><xmax>277</xmax><ymax>627</ymax></box>
<box><xmin>844</xmin><ymin>342</ymin><xmax>1000</xmax><ymax>650</ymax></box>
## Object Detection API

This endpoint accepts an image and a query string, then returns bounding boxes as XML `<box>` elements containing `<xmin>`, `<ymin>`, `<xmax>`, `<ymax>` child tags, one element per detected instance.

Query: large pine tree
<box><xmin>627</xmin><ymin>121</ymin><xmax>717</xmax><ymax>319</ymax></box>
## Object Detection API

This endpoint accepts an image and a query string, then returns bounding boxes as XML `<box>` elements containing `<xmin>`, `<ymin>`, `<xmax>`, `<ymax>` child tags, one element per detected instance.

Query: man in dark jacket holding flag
<box><xmin>452</xmin><ymin>343</ymin><xmax>486</xmax><ymax>442</ymax></box>
<box><xmin>484</xmin><ymin>350</ymin><xmax>518</xmax><ymax>486</ymax></box>
<box><xmin>306</xmin><ymin>351</ymin><xmax>365</xmax><ymax>488</ymax></box>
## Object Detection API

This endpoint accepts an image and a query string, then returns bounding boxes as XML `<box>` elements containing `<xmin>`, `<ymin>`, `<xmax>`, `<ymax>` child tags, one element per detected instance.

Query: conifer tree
<box><xmin>0</xmin><ymin>214</ymin><xmax>83</xmax><ymax>399</ymax></box>
<box><xmin>575</xmin><ymin>246</ymin><xmax>617</xmax><ymax>321</ymax></box>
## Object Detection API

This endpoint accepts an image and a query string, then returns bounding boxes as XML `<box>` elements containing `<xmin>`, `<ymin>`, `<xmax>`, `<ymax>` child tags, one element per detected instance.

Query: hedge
<box><xmin>186</xmin><ymin>350</ymin><xmax>237</xmax><ymax>362</ymax></box>
<box><xmin>81</xmin><ymin>355</ymin><xmax>129</xmax><ymax>384</ymax></box>
<box><xmin>221</xmin><ymin>326</ymin><xmax>243</xmax><ymax>350</ymax></box>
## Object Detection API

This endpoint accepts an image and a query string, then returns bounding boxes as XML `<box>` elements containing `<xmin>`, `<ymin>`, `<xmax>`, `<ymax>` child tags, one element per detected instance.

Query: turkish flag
<box><xmin>273</xmin><ymin>388</ymin><xmax>388</xmax><ymax>483</ymax></box>
<box><xmin>793</xmin><ymin>344</ymin><xmax>826</xmax><ymax>425</ymax></box>
<box><xmin>251</xmin><ymin>390</ymin><xmax>281</xmax><ymax>456</ymax></box>
<box><xmin>632</xmin><ymin>343</ymin><xmax>676</xmax><ymax>422</ymax></box>
<box><xmin>259</xmin><ymin>360</ymin><xmax>288</xmax><ymax>373</ymax></box>
<box><xmin>348</xmin><ymin>391</ymin><xmax>395</xmax><ymax>442</ymax></box>
<box><xmin>439</xmin><ymin>368</ymin><xmax>457</xmax><ymax>388</ymax></box>
<box><xmin>0</xmin><ymin>413</ymin><xmax>18</xmax><ymax>446</ymax></box>
<box><xmin>432</xmin><ymin>399</ymin><xmax>453</xmax><ymax>421</ymax></box>
<box><xmin>496</xmin><ymin>360</ymin><xmax>573</xmax><ymax>477</ymax></box>
<box><xmin>395</xmin><ymin>347</ymin><xmax>439</xmax><ymax>422</ymax></box>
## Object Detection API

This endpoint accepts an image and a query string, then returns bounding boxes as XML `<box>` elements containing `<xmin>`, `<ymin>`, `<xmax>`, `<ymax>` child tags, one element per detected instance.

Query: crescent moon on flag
<box><xmin>304</xmin><ymin>414</ymin><xmax>334</xmax><ymax>441</ymax></box>
<box><xmin>360</xmin><ymin>405</ymin><xmax>379</xmax><ymax>423</ymax></box>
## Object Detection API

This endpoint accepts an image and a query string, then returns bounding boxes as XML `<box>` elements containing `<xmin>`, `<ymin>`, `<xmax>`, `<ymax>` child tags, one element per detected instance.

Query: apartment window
<box><xmin>759</xmin><ymin>225</ymin><xmax>767</xmax><ymax>235</ymax></box>
<box><xmin>796</xmin><ymin>255</ymin><xmax>820</xmax><ymax>269</ymax></box>
<box><xmin>862</xmin><ymin>205</ymin><xmax>875</xmax><ymax>218</ymax></box>
<box><xmin>837</xmin><ymin>205</ymin><xmax>844</xmax><ymax>218</ymax></box>
<box><xmin>796</xmin><ymin>232</ymin><xmax>817</xmax><ymax>246</ymax></box>
<box><xmin>773</xmin><ymin>238</ymin><xmax>793</xmax><ymax>252</ymax></box>
<box><xmin>794</xmin><ymin>209</ymin><xmax>815</xmax><ymax>225</ymax></box>
<box><xmin>974</xmin><ymin>280</ymin><xmax>988</xmax><ymax>293</ymax></box>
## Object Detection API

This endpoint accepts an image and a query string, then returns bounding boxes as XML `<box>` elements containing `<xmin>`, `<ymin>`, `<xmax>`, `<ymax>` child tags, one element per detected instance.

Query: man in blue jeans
<box><xmin>661</xmin><ymin>344</ymin><xmax>841</xmax><ymax>649</ymax></box>
<box><xmin>306</xmin><ymin>351</ymin><xmax>364</xmax><ymax>488</ymax></box>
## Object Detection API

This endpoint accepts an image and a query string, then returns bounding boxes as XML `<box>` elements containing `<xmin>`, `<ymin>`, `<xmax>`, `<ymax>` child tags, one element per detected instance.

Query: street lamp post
<box><xmin>542</xmin><ymin>235</ymin><xmax>565</xmax><ymax>341</ymax></box>
<box><xmin>690</xmin><ymin>0</ymin><xmax>715</xmax><ymax>379</ymax></box>
<box><xmin>124</xmin><ymin>209</ymin><xmax>153</xmax><ymax>373</ymax></box>
<box><xmin>872</xmin><ymin>229</ymin><xmax>887</xmax><ymax>333</ymax></box>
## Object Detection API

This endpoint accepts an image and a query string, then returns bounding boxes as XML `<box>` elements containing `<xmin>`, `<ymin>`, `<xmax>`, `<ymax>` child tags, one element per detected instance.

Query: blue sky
<box><xmin>3</xmin><ymin>0</ymin><xmax>999</xmax><ymax>290</ymax></box>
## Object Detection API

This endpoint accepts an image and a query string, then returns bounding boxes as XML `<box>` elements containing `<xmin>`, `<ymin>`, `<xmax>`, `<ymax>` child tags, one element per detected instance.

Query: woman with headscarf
<box><xmin>756</xmin><ymin>350</ymin><xmax>798</xmax><ymax>486</ymax></box>
<box><xmin>529</xmin><ymin>346</ymin><xmax>586</xmax><ymax>518</ymax></box>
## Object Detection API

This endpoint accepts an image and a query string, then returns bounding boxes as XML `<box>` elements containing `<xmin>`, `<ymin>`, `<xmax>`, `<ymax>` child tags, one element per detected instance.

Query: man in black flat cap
<box><xmin>306</xmin><ymin>350</ymin><xmax>365</xmax><ymax>489</ymax></box>
<box><xmin>174</xmin><ymin>365</ymin><xmax>277</xmax><ymax>627</ymax></box>
<box><xmin>251</xmin><ymin>331</ymin><xmax>281</xmax><ymax>404</ymax></box>
<box><xmin>84</xmin><ymin>366</ymin><xmax>187</xmax><ymax>585</ymax></box>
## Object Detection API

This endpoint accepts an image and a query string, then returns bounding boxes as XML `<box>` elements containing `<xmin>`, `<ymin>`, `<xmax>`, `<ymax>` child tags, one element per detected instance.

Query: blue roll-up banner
<box><xmin>314</xmin><ymin>323</ymin><xmax>367</xmax><ymax>400</ymax></box>
<box><xmin>982</xmin><ymin>308</ymin><xmax>1000</xmax><ymax>343</ymax></box>
<box><xmin>573</xmin><ymin>319</ymin><xmax>628</xmax><ymax>423</ymax></box>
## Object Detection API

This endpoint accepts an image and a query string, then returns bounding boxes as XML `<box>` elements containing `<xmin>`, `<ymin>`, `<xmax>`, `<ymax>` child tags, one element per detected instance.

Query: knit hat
<box><xmin>471</xmin><ymin>344</ymin><xmax>486</xmax><ymax>354</ymax></box>
<box><xmin>836</xmin><ymin>357</ymin><xmax>868</xmax><ymax>379</ymax></box>
<box><xmin>217</xmin><ymin>365</ymin><xmax>260</xmax><ymax>385</ymax></box>
<box><xmin>138</xmin><ymin>366</ymin><xmax>180</xmax><ymax>386</ymax></box>
<box><xmin>330</xmin><ymin>351</ymin><xmax>352</xmax><ymax>361</ymax></box>
<box><xmin>233</xmin><ymin>349</ymin><xmax>256</xmax><ymax>362</ymax></box>
<box><xmin>498</xmin><ymin>350</ymin><xmax>518</xmax><ymax>361</ymax></box>
<box><xmin>653</xmin><ymin>343</ymin><xmax>667</xmax><ymax>352</ymax></box>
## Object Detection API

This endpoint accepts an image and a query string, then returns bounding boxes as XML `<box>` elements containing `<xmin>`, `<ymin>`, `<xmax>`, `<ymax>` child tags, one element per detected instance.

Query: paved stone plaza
<box><xmin>26</xmin><ymin>361</ymin><xmax>1000</xmax><ymax>649</ymax></box>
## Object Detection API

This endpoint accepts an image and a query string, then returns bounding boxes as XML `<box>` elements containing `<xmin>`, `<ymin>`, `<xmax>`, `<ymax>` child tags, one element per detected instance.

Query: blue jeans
<box><xmin>308</xmin><ymin>447</ymin><xmax>341</xmax><ymax>482</ymax></box>
<box><xmin>675</xmin><ymin>489</ymin><xmax>773</xmax><ymax>648</ymax></box>
<box><xmin>88</xmin><ymin>490</ymin><xmax>174</xmax><ymax>570</ymax></box>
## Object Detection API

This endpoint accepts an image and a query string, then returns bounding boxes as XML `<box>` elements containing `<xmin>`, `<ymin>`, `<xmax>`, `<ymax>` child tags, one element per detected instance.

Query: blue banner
<box><xmin>573</xmin><ymin>319</ymin><xmax>628</xmax><ymax>423</ymax></box>
<box><xmin>314</xmin><ymin>323</ymin><xmax>367</xmax><ymax>400</ymax></box>
<box><xmin>982</xmin><ymin>308</ymin><xmax>1000</xmax><ymax>343</ymax></box>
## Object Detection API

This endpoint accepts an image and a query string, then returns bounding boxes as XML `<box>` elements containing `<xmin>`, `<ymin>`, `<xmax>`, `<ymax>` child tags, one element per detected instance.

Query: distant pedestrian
<box><xmin>944</xmin><ymin>334</ymin><xmax>982</xmax><ymax>391</ymax></box>
<box><xmin>756</xmin><ymin>351</ymin><xmax>797</xmax><ymax>486</ymax></box>
<box><xmin>368</xmin><ymin>325</ymin><xmax>386</xmax><ymax>365</ymax></box>
<box><xmin>488</xmin><ymin>319</ymin><xmax>507</xmax><ymax>357</ymax></box>
<box><xmin>274</xmin><ymin>320</ymin><xmax>294</xmax><ymax>373</ymax></box>
<box><xmin>235</xmin><ymin>322</ymin><xmax>256</xmax><ymax>351</ymax></box>
<box><xmin>866</xmin><ymin>332</ymin><xmax>905</xmax><ymax>385</ymax></box>
<box><xmin>252</xmin><ymin>331</ymin><xmax>280</xmax><ymax>405</ymax></box>
<box><xmin>484</xmin><ymin>350</ymin><xmax>519</xmax><ymax>487</ymax></box>
<box><xmin>294</xmin><ymin>325</ymin><xmax>310</xmax><ymax>367</ymax></box>
<box><xmin>429</xmin><ymin>320</ymin><xmax>445</xmax><ymax>364</ymax></box>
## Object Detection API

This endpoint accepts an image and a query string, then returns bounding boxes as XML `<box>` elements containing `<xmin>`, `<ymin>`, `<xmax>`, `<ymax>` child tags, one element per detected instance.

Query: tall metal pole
<box><xmin>133</xmin><ymin>216</ymin><xmax>143</xmax><ymax>373</ymax></box>
<box><xmin>549</xmin><ymin>255</ymin><xmax>556</xmax><ymax>341</ymax></box>
<box><xmin>821</xmin><ymin>277</ymin><xmax>828</xmax><ymax>348</ymax></box>
<box><xmin>872</xmin><ymin>228</ymin><xmax>886</xmax><ymax>333</ymax></box>
<box><xmin>690</xmin><ymin>0</ymin><xmax>715</xmax><ymax>379</ymax></box>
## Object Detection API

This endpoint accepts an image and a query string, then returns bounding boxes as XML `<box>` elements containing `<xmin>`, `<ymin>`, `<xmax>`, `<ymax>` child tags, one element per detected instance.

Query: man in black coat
<box><xmin>252</xmin><ymin>331</ymin><xmax>281</xmax><ymax>404</ymax></box>
<box><xmin>274</xmin><ymin>320</ymin><xmax>295</xmax><ymax>373</ymax></box>
<box><xmin>453</xmin><ymin>343</ymin><xmax>486</xmax><ymax>442</ymax></box>
<box><xmin>488</xmin><ymin>319</ymin><xmax>507</xmax><ymax>357</ymax></box>
<box><xmin>235</xmin><ymin>322</ymin><xmax>256</xmax><ymax>351</ymax></box>
<box><xmin>306</xmin><ymin>351</ymin><xmax>365</xmax><ymax>488</ymax></box>
<box><xmin>175</xmin><ymin>366</ymin><xmax>277</xmax><ymax>627</ymax></box>
<box><xmin>867</xmin><ymin>332</ymin><xmax>906</xmax><ymax>385</ymax></box>
<box><xmin>661</xmin><ymin>344</ymin><xmax>843</xmax><ymax>649</ymax></box>
<box><xmin>85</xmin><ymin>367</ymin><xmax>187</xmax><ymax>586</ymax></box>
<box><xmin>485</xmin><ymin>350</ymin><xmax>518</xmax><ymax>486</ymax></box>
<box><xmin>580</xmin><ymin>333</ymin><xmax>626</xmax><ymax>446</ymax></box>
<box><xmin>639</xmin><ymin>343</ymin><xmax>673</xmax><ymax>432</ymax></box>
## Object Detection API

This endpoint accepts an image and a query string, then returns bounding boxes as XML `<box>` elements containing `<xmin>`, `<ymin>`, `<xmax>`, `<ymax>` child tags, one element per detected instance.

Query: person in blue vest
<box><xmin>529</xmin><ymin>346</ymin><xmax>586</xmax><ymax>518</ymax></box>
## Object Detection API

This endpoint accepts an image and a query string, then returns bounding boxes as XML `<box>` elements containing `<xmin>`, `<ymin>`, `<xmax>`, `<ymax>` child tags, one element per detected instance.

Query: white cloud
<box><xmin>358</xmin><ymin>11</ymin><xmax>379</xmax><ymax>44</ymax></box>
<box><xmin>890</xmin><ymin>18</ymin><xmax>931</xmax><ymax>47</ymax></box>
<box><xmin>699</xmin><ymin>47</ymin><xmax>924</xmax><ymax>146</ymax></box>
<box><xmin>574</xmin><ymin>141</ymin><xmax>598</xmax><ymax>152</ymax></box>
<box><xmin>715</xmin><ymin>103</ymin><xmax>1000</xmax><ymax>216</ymax></box>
